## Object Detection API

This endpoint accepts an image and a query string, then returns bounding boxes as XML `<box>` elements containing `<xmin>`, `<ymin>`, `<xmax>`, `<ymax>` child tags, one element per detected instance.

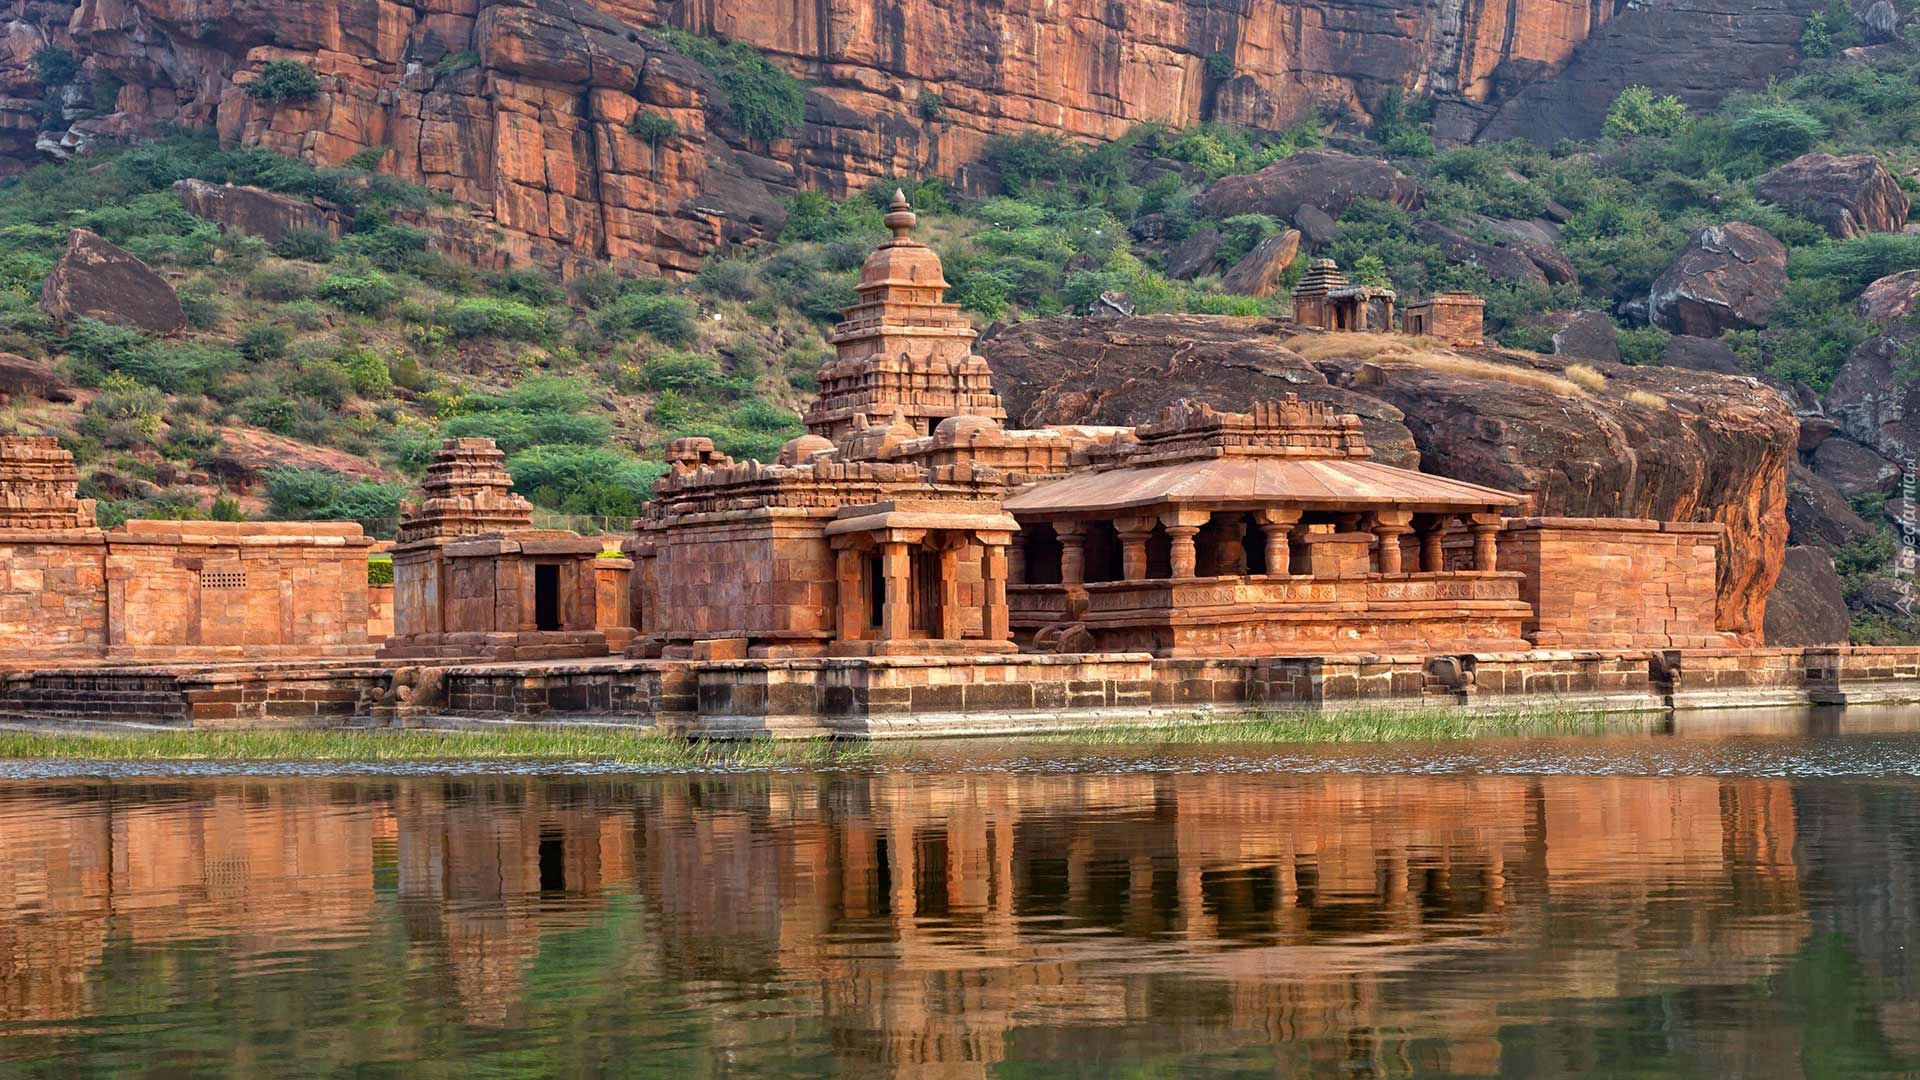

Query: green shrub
<box><xmin>176</xmin><ymin>278</ymin><xmax>225</xmax><ymax>328</ymax></box>
<box><xmin>317</xmin><ymin>269</ymin><xmax>402</xmax><ymax>315</ymax></box>
<box><xmin>367</xmin><ymin>557</ymin><xmax>394</xmax><ymax>586</ymax></box>
<box><xmin>1800</xmin><ymin>0</ymin><xmax>1862</xmax><ymax>58</ymax></box>
<box><xmin>238</xmin><ymin>322</ymin><xmax>292</xmax><ymax>362</ymax></box>
<box><xmin>781</xmin><ymin>190</ymin><xmax>885</xmax><ymax>242</ymax></box>
<box><xmin>637</xmin><ymin>350</ymin><xmax>729</xmax><ymax>393</ymax></box>
<box><xmin>240</xmin><ymin>396</ymin><xmax>299</xmax><ymax>434</ymax></box>
<box><xmin>1726</xmin><ymin>102</ymin><xmax>1825</xmax><ymax>163</ymax></box>
<box><xmin>984</xmin><ymin>131</ymin><xmax>1079</xmax><ymax>194</ymax></box>
<box><xmin>441</xmin><ymin>410</ymin><xmax>609</xmax><ymax>453</ymax></box>
<box><xmin>32</xmin><ymin>47</ymin><xmax>79</xmax><ymax>88</ymax></box>
<box><xmin>264</xmin><ymin>468</ymin><xmax>406</xmax><ymax>538</ymax></box>
<box><xmin>484</xmin><ymin>267</ymin><xmax>564</xmax><ymax>307</ymax></box>
<box><xmin>247</xmin><ymin>263</ymin><xmax>315</xmax><ymax>300</ymax></box>
<box><xmin>448</xmin><ymin>296</ymin><xmax>558</xmax><ymax>341</ymax></box>
<box><xmin>85</xmin><ymin>372</ymin><xmax>165</xmax><ymax>447</ymax></box>
<box><xmin>1616</xmin><ymin>326</ymin><xmax>1671</xmax><ymax>367</ymax></box>
<box><xmin>657</xmin><ymin>29</ymin><xmax>806</xmax><ymax>141</ymax></box>
<box><xmin>432</xmin><ymin>51</ymin><xmax>480</xmax><ymax>77</ymax></box>
<box><xmin>630</xmin><ymin>111</ymin><xmax>678</xmax><ymax>148</ymax></box>
<box><xmin>1791</xmin><ymin>233</ymin><xmax>1920</xmax><ymax>294</ymax></box>
<box><xmin>335</xmin><ymin>346</ymin><xmax>394</xmax><ymax>397</ymax></box>
<box><xmin>1602</xmin><ymin>86</ymin><xmax>1688</xmax><ymax>139</ymax></box>
<box><xmin>918</xmin><ymin>91</ymin><xmax>944</xmax><ymax>120</ymax></box>
<box><xmin>244</xmin><ymin>60</ymin><xmax>321</xmax><ymax>104</ymax></box>
<box><xmin>273</xmin><ymin>227</ymin><xmax>335</xmax><ymax>262</ymax></box>
<box><xmin>599</xmin><ymin>292</ymin><xmax>697</xmax><ymax>343</ymax></box>
<box><xmin>337</xmin><ymin>223</ymin><xmax>429</xmax><ymax>273</ymax></box>
<box><xmin>505</xmin><ymin>445</ymin><xmax>669</xmax><ymax>516</ymax></box>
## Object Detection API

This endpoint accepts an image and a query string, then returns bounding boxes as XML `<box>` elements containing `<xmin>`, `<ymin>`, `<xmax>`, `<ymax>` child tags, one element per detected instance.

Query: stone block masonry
<box><xmin>1499</xmin><ymin>517</ymin><xmax>1735</xmax><ymax>650</ymax></box>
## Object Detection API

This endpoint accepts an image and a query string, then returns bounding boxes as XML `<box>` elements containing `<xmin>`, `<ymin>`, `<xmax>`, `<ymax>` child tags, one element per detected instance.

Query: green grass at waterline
<box><xmin>0</xmin><ymin>727</ymin><xmax>878</xmax><ymax>767</ymax></box>
<box><xmin>0</xmin><ymin>703</ymin><xmax>1653</xmax><ymax>763</ymax></box>
<box><xmin>1044</xmin><ymin>703</ymin><xmax>1655</xmax><ymax>746</ymax></box>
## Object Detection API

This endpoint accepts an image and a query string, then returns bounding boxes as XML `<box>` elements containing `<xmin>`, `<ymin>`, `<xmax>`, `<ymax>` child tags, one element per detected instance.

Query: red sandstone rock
<box><xmin>207</xmin><ymin>426</ymin><xmax>387</xmax><ymax>490</ymax></box>
<box><xmin>1195</xmin><ymin>151</ymin><xmax>1421</xmax><ymax>223</ymax></box>
<box><xmin>173</xmin><ymin>178</ymin><xmax>346</xmax><ymax>244</ymax></box>
<box><xmin>1649</xmin><ymin>223</ymin><xmax>1787</xmax><ymax>338</ymax></box>
<box><xmin>1659</xmin><ymin>335</ymin><xmax>1744</xmax><ymax>375</ymax></box>
<box><xmin>1764</xmin><ymin>545</ymin><xmax>1851</xmax><ymax>646</ymax></box>
<box><xmin>0</xmin><ymin>352</ymin><xmax>70</xmax><ymax>404</ymax></box>
<box><xmin>1219</xmin><ymin>230</ymin><xmax>1301</xmax><ymax>297</ymax></box>
<box><xmin>39</xmin><ymin>228</ymin><xmax>185</xmax><ymax>332</ymax></box>
<box><xmin>1757</xmin><ymin>153</ymin><xmax>1910</xmax><ymax>239</ymax></box>
<box><xmin>1857</xmin><ymin>269</ymin><xmax>1920</xmax><ymax>326</ymax></box>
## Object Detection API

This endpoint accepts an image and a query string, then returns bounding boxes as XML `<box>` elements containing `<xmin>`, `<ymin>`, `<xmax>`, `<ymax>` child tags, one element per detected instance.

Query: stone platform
<box><xmin>5</xmin><ymin>646</ymin><xmax>1920</xmax><ymax>737</ymax></box>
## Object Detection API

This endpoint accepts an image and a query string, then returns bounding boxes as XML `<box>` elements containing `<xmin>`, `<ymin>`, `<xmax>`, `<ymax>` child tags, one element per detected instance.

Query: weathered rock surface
<box><xmin>0</xmin><ymin>352</ymin><xmax>67</xmax><ymax>404</ymax></box>
<box><xmin>1551</xmin><ymin>311</ymin><xmax>1620</xmax><ymax>363</ymax></box>
<box><xmin>1788</xmin><ymin>461</ymin><xmax>1878</xmax><ymax>548</ymax></box>
<box><xmin>1757</xmin><ymin>153</ymin><xmax>1910</xmax><ymax>239</ymax></box>
<box><xmin>208</xmin><ymin>425</ymin><xmax>388</xmax><ymax>490</ymax></box>
<box><xmin>1660</xmin><ymin>335</ymin><xmax>1745</xmax><ymax>375</ymax></box>
<box><xmin>173</xmin><ymin>179</ymin><xmax>345</xmax><ymax>244</ymax></box>
<box><xmin>1827</xmin><ymin>329</ymin><xmax>1920</xmax><ymax>463</ymax></box>
<box><xmin>1812</xmin><ymin>436</ymin><xmax>1901</xmax><ymax>499</ymax></box>
<box><xmin>1219</xmin><ymin>230</ymin><xmax>1301</xmax><ymax>297</ymax></box>
<box><xmin>1418</xmin><ymin>222</ymin><xmax>1549</xmax><ymax>287</ymax></box>
<box><xmin>1649</xmin><ymin>223</ymin><xmax>1788</xmax><ymax>338</ymax></box>
<box><xmin>39</xmin><ymin>229</ymin><xmax>184</xmax><ymax>332</ymax></box>
<box><xmin>1474</xmin><ymin>0</ymin><xmax>1826</xmax><ymax>145</ymax></box>
<box><xmin>1292</xmin><ymin>205</ymin><xmax>1339</xmax><ymax>248</ymax></box>
<box><xmin>1196</xmin><ymin>151</ymin><xmax>1421</xmax><ymax>222</ymax></box>
<box><xmin>1163</xmin><ymin>228</ymin><xmax>1222</xmax><ymax>280</ymax></box>
<box><xmin>1763</xmin><ymin>545</ymin><xmax>1851</xmax><ymax>646</ymax></box>
<box><xmin>1857</xmin><ymin>269</ymin><xmax>1920</xmax><ymax>326</ymax></box>
<box><xmin>981</xmin><ymin>315</ymin><xmax>1797</xmax><ymax>641</ymax></box>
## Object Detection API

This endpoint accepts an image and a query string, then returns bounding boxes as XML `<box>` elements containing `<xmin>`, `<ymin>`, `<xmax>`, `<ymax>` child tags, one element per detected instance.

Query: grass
<box><xmin>0</xmin><ymin>726</ymin><xmax>878</xmax><ymax>767</ymax></box>
<box><xmin>1562</xmin><ymin>362</ymin><xmax>1608</xmax><ymax>392</ymax></box>
<box><xmin>1044</xmin><ymin>702</ymin><xmax>1652</xmax><ymax>746</ymax></box>
<box><xmin>0</xmin><ymin>702</ymin><xmax>1654</xmax><ymax>764</ymax></box>
<box><xmin>1283</xmin><ymin>334</ymin><xmax>1588</xmax><ymax>397</ymax></box>
<box><xmin>1625</xmin><ymin>388</ymin><xmax>1671</xmax><ymax>410</ymax></box>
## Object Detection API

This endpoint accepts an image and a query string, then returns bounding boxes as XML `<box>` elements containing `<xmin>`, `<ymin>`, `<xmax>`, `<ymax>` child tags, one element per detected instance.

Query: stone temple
<box><xmin>627</xmin><ymin>194</ymin><xmax>1732</xmax><ymax>663</ymax></box>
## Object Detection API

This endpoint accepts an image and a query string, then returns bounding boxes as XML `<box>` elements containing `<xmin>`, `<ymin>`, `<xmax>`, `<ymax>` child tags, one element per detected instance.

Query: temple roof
<box><xmin>1003</xmin><ymin>456</ymin><xmax>1522</xmax><ymax>516</ymax></box>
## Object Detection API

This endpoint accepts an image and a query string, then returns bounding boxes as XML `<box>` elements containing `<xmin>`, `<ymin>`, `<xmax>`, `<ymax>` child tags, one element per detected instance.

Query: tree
<box><xmin>1602</xmin><ymin>86</ymin><xmax>1688</xmax><ymax>139</ymax></box>
<box><xmin>244</xmin><ymin>60</ymin><xmax>320</xmax><ymax>104</ymax></box>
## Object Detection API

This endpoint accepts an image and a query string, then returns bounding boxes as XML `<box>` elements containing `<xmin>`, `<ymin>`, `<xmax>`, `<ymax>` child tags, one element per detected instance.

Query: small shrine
<box><xmin>380</xmin><ymin>438</ymin><xmax>609</xmax><ymax>661</ymax></box>
<box><xmin>1291</xmin><ymin>259</ymin><xmax>1396</xmax><ymax>332</ymax></box>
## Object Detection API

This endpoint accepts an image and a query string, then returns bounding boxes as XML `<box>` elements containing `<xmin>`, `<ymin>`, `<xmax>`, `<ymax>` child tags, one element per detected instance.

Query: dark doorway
<box><xmin>1083</xmin><ymin>521</ymin><xmax>1122</xmax><ymax>583</ymax></box>
<box><xmin>538</xmin><ymin>830</ymin><xmax>566</xmax><ymax>891</ymax></box>
<box><xmin>534</xmin><ymin>563</ymin><xmax>562</xmax><ymax>631</ymax></box>
<box><xmin>867</xmin><ymin>554</ymin><xmax>886</xmax><ymax>629</ymax></box>
<box><xmin>1022</xmin><ymin>524</ymin><xmax>1063</xmax><ymax>585</ymax></box>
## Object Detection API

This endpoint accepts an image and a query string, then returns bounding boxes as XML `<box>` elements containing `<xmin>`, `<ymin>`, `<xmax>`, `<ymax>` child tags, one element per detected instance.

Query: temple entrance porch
<box><xmin>826</xmin><ymin>504</ymin><xmax>1019</xmax><ymax>657</ymax></box>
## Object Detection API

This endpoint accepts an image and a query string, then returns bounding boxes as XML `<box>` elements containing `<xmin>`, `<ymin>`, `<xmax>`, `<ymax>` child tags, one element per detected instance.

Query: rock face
<box><xmin>981</xmin><ymin>315</ymin><xmax>1797</xmax><ymax>641</ymax></box>
<box><xmin>1757</xmin><ymin>154</ymin><xmax>1910</xmax><ymax>239</ymax></box>
<box><xmin>1661</xmin><ymin>335</ymin><xmax>1744</xmax><ymax>375</ymax></box>
<box><xmin>1219</xmin><ymin>230</ymin><xmax>1301</xmax><ymax>297</ymax></box>
<box><xmin>1827</xmin><ymin>330</ymin><xmax>1920</xmax><ymax>463</ymax></box>
<box><xmin>1649</xmin><ymin>223</ymin><xmax>1788</xmax><ymax>338</ymax></box>
<box><xmin>1788</xmin><ymin>461</ymin><xmax>1878</xmax><ymax>548</ymax></box>
<box><xmin>5</xmin><ymin>0</ymin><xmax>1833</xmax><ymax>272</ymax></box>
<box><xmin>38</xmin><ymin>229</ymin><xmax>185</xmax><ymax>333</ymax></box>
<box><xmin>1549</xmin><ymin>311</ymin><xmax>1620</xmax><ymax>364</ymax></box>
<box><xmin>1195</xmin><ymin>151</ymin><xmax>1421</xmax><ymax>221</ymax></box>
<box><xmin>1472</xmin><ymin>0</ymin><xmax>1826</xmax><ymax>145</ymax></box>
<box><xmin>1811</xmin><ymin>436</ymin><xmax>1900</xmax><ymax>499</ymax></box>
<box><xmin>173</xmin><ymin>179</ymin><xmax>345</xmax><ymax>244</ymax></box>
<box><xmin>1764</xmin><ymin>545</ymin><xmax>1851</xmax><ymax>646</ymax></box>
<box><xmin>1857</xmin><ymin>270</ymin><xmax>1920</xmax><ymax>326</ymax></box>
<box><xmin>0</xmin><ymin>353</ymin><xmax>67</xmax><ymax>405</ymax></box>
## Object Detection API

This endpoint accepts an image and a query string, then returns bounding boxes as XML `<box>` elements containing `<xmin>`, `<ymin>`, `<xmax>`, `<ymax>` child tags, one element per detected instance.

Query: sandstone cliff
<box><xmin>981</xmin><ymin>316</ymin><xmax>1797</xmax><ymax>643</ymax></box>
<box><xmin>3</xmin><ymin>0</ymin><xmax>1823</xmax><ymax>273</ymax></box>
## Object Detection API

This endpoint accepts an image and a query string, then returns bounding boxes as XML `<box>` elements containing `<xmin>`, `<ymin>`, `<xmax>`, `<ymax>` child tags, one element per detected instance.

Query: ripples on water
<box><xmin>0</xmin><ymin>721</ymin><xmax>1917</xmax><ymax>1076</ymax></box>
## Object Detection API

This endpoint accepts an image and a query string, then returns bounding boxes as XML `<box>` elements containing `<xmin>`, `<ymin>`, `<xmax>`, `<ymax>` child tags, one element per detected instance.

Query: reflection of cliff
<box><xmin>0</xmin><ymin>770</ymin><xmax>1830</xmax><ymax>1072</ymax></box>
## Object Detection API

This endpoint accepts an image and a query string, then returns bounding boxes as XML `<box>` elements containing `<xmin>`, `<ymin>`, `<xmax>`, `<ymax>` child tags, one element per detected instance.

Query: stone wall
<box><xmin>0</xmin><ymin>521</ymin><xmax>374</xmax><ymax>665</ymax></box>
<box><xmin>1500</xmin><ymin>517</ymin><xmax>1733</xmax><ymax>649</ymax></box>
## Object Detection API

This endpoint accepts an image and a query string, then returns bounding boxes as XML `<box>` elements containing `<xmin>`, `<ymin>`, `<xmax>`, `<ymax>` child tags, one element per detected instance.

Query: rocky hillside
<box><xmin>1</xmin><ymin>0</ymin><xmax>1827</xmax><ymax>273</ymax></box>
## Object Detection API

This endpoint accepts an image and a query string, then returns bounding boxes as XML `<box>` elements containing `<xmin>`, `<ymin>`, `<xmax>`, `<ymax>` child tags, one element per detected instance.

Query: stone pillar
<box><xmin>1056</xmin><ymin>521</ymin><xmax>1087</xmax><ymax>585</ymax></box>
<box><xmin>880</xmin><ymin>541</ymin><xmax>912</xmax><ymax>640</ymax></box>
<box><xmin>981</xmin><ymin>541</ymin><xmax>1010</xmax><ymax>642</ymax></box>
<box><xmin>1006</xmin><ymin>542</ymin><xmax>1026</xmax><ymax>587</ymax></box>
<box><xmin>1371</xmin><ymin>510</ymin><xmax>1414</xmax><ymax>576</ymax></box>
<box><xmin>1115</xmin><ymin>516</ymin><xmax>1157</xmax><ymax>581</ymax></box>
<box><xmin>1418</xmin><ymin>516</ymin><xmax>1452</xmax><ymax>573</ymax></box>
<box><xmin>1469</xmin><ymin>514</ymin><xmax>1502</xmax><ymax>572</ymax></box>
<box><xmin>1161</xmin><ymin>509</ymin><xmax>1212</xmax><ymax>580</ymax></box>
<box><xmin>835</xmin><ymin>546</ymin><xmax>865</xmax><ymax>640</ymax></box>
<box><xmin>1257</xmin><ymin>508</ymin><xmax>1301</xmax><ymax>577</ymax></box>
<box><xmin>938</xmin><ymin>543</ymin><xmax>962</xmax><ymax>640</ymax></box>
<box><xmin>1212</xmin><ymin>518</ymin><xmax>1248</xmax><ymax>576</ymax></box>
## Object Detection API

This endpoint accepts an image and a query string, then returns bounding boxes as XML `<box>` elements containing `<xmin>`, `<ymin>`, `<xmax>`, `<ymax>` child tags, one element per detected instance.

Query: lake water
<box><xmin>2</xmin><ymin>723</ymin><xmax>1919</xmax><ymax>1076</ymax></box>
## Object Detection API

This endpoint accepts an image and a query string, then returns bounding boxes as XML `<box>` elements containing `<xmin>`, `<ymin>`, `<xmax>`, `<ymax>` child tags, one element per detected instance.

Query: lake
<box><xmin>1</xmin><ymin>722</ymin><xmax>1918</xmax><ymax>1076</ymax></box>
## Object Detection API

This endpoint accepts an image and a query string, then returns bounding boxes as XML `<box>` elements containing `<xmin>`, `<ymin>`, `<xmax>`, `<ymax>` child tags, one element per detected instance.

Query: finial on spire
<box><xmin>884</xmin><ymin>188</ymin><xmax>916</xmax><ymax>240</ymax></box>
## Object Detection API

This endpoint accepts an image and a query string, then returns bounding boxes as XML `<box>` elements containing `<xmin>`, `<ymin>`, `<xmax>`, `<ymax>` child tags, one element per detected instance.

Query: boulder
<box><xmin>1756</xmin><ymin>153</ymin><xmax>1910</xmax><ymax>239</ymax></box>
<box><xmin>1763</xmin><ymin>546</ymin><xmax>1851</xmax><ymax>646</ymax></box>
<box><xmin>1787</xmin><ymin>461</ymin><xmax>1878</xmax><ymax>549</ymax></box>
<box><xmin>172</xmin><ymin>179</ymin><xmax>345</xmax><ymax>244</ymax></box>
<box><xmin>1798</xmin><ymin>415</ymin><xmax>1840</xmax><ymax>454</ymax></box>
<box><xmin>1660</xmin><ymin>335</ymin><xmax>1744</xmax><ymax>375</ymax></box>
<box><xmin>1811</xmin><ymin>437</ymin><xmax>1901</xmax><ymax>499</ymax></box>
<box><xmin>1856</xmin><ymin>269</ymin><xmax>1920</xmax><ymax>326</ymax></box>
<box><xmin>1195</xmin><ymin>150</ymin><xmax>1421</xmax><ymax>222</ymax></box>
<box><xmin>38</xmin><ymin>228</ymin><xmax>185</xmax><ymax>333</ymax></box>
<box><xmin>0</xmin><ymin>352</ymin><xmax>68</xmax><ymax>404</ymax></box>
<box><xmin>1477</xmin><ymin>216</ymin><xmax>1562</xmax><ymax>248</ymax></box>
<box><xmin>1416</xmin><ymin>222</ymin><xmax>1547</xmax><ymax>287</ymax></box>
<box><xmin>1550</xmin><ymin>311</ymin><xmax>1621</xmax><ymax>364</ymax></box>
<box><xmin>1864</xmin><ymin>0</ymin><xmax>1901</xmax><ymax>44</ymax></box>
<box><xmin>207</xmin><ymin>426</ymin><xmax>388</xmax><ymax>489</ymax></box>
<box><xmin>1292</xmin><ymin>205</ymin><xmax>1339</xmax><ymax>247</ymax></box>
<box><xmin>1855</xmin><ymin>578</ymin><xmax>1913</xmax><ymax>619</ymax></box>
<box><xmin>1219</xmin><ymin>230</ymin><xmax>1301</xmax><ymax>297</ymax></box>
<box><xmin>1648</xmin><ymin>223</ymin><xmax>1787</xmax><ymax>337</ymax></box>
<box><xmin>1826</xmin><ymin>330</ymin><xmax>1920</xmax><ymax>462</ymax></box>
<box><xmin>1163</xmin><ymin>227</ymin><xmax>1222</xmax><ymax>280</ymax></box>
<box><xmin>982</xmin><ymin>316</ymin><xmax>1798</xmax><ymax>642</ymax></box>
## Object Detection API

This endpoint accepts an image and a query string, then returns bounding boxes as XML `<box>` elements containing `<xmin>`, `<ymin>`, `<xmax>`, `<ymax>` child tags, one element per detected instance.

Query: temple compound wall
<box><xmin>0</xmin><ymin>436</ymin><xmax>373</xmax><ymax>664</ymax></box>
<box><xmin>1500</xmin><ymin>518</ymin><xmax>1734</xmax><ymax>649</ymax></box>
<box><xmin>380</xmin><ymin>439</ymin><xmax>608</xmax><ymax>662</ymax></box>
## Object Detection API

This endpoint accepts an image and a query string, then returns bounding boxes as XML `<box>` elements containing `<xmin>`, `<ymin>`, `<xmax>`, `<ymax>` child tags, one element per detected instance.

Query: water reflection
<box><xmin>0</xmin><ymin>749</ymin><xmax>1917</xmax><ymax>1076</ymax></box>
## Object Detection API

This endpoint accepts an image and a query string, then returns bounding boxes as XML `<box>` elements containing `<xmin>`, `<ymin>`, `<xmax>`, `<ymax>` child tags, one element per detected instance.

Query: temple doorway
<box><xmin>534</xmin><ymin>564</ymin><xmax>561</xmax><ymax>631</ymax></box>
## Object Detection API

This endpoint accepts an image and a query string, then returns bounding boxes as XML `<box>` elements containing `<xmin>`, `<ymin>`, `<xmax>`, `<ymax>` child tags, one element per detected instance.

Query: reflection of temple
<box><xmin>0</xmin><ymin>772</ymin><xmax>1831</xmax><ymax>1074</ymax></box>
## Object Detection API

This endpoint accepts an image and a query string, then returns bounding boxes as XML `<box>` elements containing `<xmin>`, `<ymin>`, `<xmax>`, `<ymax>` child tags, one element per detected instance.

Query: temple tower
<box><xmin>0</xmin><ymin>435</ymin><xmax>96</xmax><ymax>530</ymax></box>
<box><xmin>394</xmin><ymin>438</ymin><xmax>534</xmax><ymax>542</ymax></box>
<box><xmin>803</xmin><ymin>192</ymin><xmax>1006</xmax><ymax>442</ymax></box>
